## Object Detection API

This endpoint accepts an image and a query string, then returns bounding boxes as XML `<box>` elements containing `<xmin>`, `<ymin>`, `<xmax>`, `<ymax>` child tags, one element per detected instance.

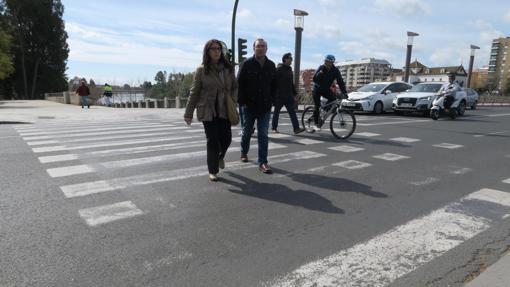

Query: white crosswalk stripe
<box><xmin>268</xmin><ymin>188</ymin><xmax>510</xmax><ymax>287</ymax></box>
<box><xmin>373</xmin><ymin>153</ymin><xmax>410</xmax><ymax>161</ymax></box>
<box><xmin>78</xmin><ymin>201</ymin><xmax>144</xmax><ymax>226</ymax></box>
<box><xmin>328</xmin><ymin>145</ymin><xmax>365</xmax><ymax>152</ymax></box>
<box><xmin>433</xmin><ymin>143</ymin><xmax>464</xmax><ymax>149</ymax></box>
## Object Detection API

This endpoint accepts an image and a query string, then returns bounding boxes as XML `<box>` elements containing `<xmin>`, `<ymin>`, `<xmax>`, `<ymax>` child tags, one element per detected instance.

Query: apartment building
<box><xmin>487</xmin><ymin>37</ymin><xmax>510</xmax><ymax>92</ymax></box>
<box><xmin>336</xmin><ymin>58</ymin><xmax>392</xmax><ymax>91</ymax></box>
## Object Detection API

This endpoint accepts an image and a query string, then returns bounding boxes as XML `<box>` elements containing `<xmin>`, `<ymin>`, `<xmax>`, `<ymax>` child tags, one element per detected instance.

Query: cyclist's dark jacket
<box><xmin>312</xmin><ymin>65</ymin><xmax>347</xmax><ymax>96</ymax></box>
<box><xmin>238</xmin><ymin>56</ymin><xmax>277</xmax><ymax>115</ymax></box>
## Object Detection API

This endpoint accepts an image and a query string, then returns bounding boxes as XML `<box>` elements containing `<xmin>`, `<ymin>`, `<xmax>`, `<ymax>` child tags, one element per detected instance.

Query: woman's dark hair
<box><xmin>202</xmin><ymin>39</ymin><xmax>233</xmax><ymax>74</ymax></box>
<box><xmin>282</xmin><ymin>53</ymin><xmax>292</xmax><ymax>63</ymax></box>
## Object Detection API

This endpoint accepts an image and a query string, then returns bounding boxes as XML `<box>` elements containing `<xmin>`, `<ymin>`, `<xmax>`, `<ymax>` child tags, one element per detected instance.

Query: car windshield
<box><xmin>408</xmin><ymin>84</ymin><xmax>443</xmax><ymax>93</ymax></box>
<box><xmin>357</xmin><ymin>84</ymin><xmax>387</xmax><ymax>92</ymax></box>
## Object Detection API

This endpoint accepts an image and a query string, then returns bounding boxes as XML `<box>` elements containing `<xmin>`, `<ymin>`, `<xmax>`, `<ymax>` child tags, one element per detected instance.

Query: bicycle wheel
<box><xmin>330</xmin><ymin>110</ymin><xmax>356</xmax><ymax>139</ymax></box>
<box><xmin>301</xmin><ymin>106</ymin><xmax>317</xmax><ymax>131</ymax></box>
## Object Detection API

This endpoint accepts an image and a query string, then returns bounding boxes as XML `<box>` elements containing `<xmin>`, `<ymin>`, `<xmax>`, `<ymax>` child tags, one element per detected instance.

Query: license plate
<box><xmin>400</xmin><ymin>103</ymin><xmax>413</xmax><ymax>107</ymax></box>
<box><xmin>344</xmin><ymin>102</ymin><xmax>356</xmax><ymax>107</ymax></box>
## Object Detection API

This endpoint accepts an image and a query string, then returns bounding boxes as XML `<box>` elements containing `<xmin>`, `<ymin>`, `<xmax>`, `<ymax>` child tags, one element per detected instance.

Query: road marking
<box><xmin>22</xmin><ymin>126</ymin><xmax>187</xmax><ymax>141</ymax></box>
<box><xmin>472</xmin><ymin>130</ymin><xmax>508</xmax><ymax>138</ymax></box>
<box><xmin>390</xmin><ymin>137</ymin><xmax>421</xmax><ymax>143</ymax></box>
<box><xmin>32</xmin><ymin>135</ymin><xmax>201</xmax><ymax>153</ymax></box>
<box><xmin>294</xmin><ymin>138</ymin><xmax>323</xmax><ymax>145</ymax></box>
<box><xmin>38</xmin><ymin>140</ymin><xmax>207</xmax><ymax>163</ymax></box>
<box><xmin>60</xmin><ymin>151</ymin><xmax>326</xmax><ymax>198</ymax></box>
<box><xmin>333</xmin><ymin>160</ymin><xmax>372</xmax><ymax>170</ymax></box>
<box><xmin>46</xmin><ymin>143</ymin><xmax>287</xmax><ymax>177</ymax></box>
<box><xmin>487</xmin><ymin>113</ymin><xmax>510</xmax><ymax>117</ymax></box>
<box><xmin>410</xmin><ymin>177</ymin><xmax>439</xmax><ymax>186</ymax></box>
<box><xmin>451</xmin><ymin>168</ymin><xmax>472</xmax><ymax>175</ymax></box>
<box><xmin>328</xmin><ymin>145</ymin><xmax>365</xmax><ymax>153</ymax></box>
<box><xmin>354</xmin><ymin>132</ymin><xmax>381</xmax><ymax>137</ymax></box>
<box><xmin>503</xmin><ymin>178</ymin><xmax>510</xmax><ymax>184</ymax></box>
<box><xmin>433</xmin><ymin>143</ymin><xmax>464</xmax><ymax>149</ymax></box>
<box><xmin>269</xmin><ymin>133</ymin><xmax>292</xmax><ymax>139</ymax></box>
<box><xmin>357</xmin><ymin>119</ymin><xmax>429</xmax><ymax>126</ymax></box>
<box><xmin>78</xmin><ymin>201</ymin><xmax>144</xmax><ymax>227</ymax></box>
<box><xmin>268</xmin><ymin>188</ymin><xmax>510</xmax><ymax>287</ymax></box>
<box><xmin>373</xmin><ymin>153</ymin><xmax>410</xmax><ymax>161</ymax></box>
<box><xmin>17</xmin><ymin>123</ymin><xmax>172</xmax><ymax>136</ymax></box>
<box><xmin>26</xmin><ymin>130</ymin><xmax>188</xmax><ymax>146</ymax></box>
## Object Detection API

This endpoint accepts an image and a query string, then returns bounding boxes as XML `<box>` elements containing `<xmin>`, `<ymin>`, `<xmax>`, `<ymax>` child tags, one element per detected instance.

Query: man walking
<box><xmin>76</xmin><ymin>80</ymin><xmax>91</xmax><ymax>109</ymax></box>
<box><xmin>271</xmin><ymin>52</ymin><xmax>305</xmax><ymax>134</ymax></box>
<box><xmin>238</xmin><ymin>38</ymin><xmax>277</xmax><ymax>174</ymax></box>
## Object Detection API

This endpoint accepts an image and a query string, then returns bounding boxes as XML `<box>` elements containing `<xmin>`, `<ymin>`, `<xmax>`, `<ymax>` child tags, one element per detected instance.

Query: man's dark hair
<box><xmin>282</xmin><ymin>53</ymin><xmax>292</xmax><ymax>63</ymax></box>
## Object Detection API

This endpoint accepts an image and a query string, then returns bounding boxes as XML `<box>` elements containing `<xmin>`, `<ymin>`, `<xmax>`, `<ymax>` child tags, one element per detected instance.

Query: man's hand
<box><xmin>184</xmin><ymin>117</ymin><xmax>192</xmax><ymax>125</ymax></box>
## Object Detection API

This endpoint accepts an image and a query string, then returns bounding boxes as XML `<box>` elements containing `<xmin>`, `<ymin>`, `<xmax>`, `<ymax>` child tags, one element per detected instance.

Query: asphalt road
<box><xmin>1</xmin><ymin>103</ymin><xmax>510</xmax><ymax>287</ymax></box>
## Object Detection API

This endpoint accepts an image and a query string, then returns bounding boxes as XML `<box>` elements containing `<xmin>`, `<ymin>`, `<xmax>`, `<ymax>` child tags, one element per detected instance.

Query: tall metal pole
<box><xmin>294</xmin><ymin>27</ymin><xmax>303</xmax><ymax>97</ymax></box>
<box><xmin>467</xmin><ymin>45</ymin><xmax>480</xmax><ymax>88</ymax></box>
<box><xmin>231</xmin><ymin>0</ymin><xmax>240</xmax><ymax>64</ymax></box>
<box><xmin>404</xmin><ymin>44</ymin><xmax>413</xmax><ymax>83</ymax></box>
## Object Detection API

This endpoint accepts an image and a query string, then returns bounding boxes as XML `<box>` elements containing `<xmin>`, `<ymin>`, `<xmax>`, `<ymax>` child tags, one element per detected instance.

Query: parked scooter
<box><xmin>430</xmin><ymin>86</ymin><xmax>467</xmax><ymax>120</ymax></box>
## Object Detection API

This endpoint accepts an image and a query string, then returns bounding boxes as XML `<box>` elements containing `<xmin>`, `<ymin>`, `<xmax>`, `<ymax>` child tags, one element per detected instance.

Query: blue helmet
<box><xmin>325</xmin><ymin>54</ymin><xmax>336</xmax><ymax>63</ymax></box>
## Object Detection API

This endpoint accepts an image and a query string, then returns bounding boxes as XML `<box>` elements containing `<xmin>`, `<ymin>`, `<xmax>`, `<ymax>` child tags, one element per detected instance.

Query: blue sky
<box><xmin>62</xmin><ymin>0</ymin><xmax>510</xmax><ymax>85</ymax></box>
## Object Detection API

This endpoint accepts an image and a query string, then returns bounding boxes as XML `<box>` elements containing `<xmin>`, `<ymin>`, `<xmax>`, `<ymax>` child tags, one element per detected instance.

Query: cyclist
<box><xmin>312</xmin><ymin>54</ymin><xmax>348</xmax><ymax>131</ymax></box>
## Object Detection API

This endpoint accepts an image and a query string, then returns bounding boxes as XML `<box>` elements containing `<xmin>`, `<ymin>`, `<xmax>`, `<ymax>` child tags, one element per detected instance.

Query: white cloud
<box><xmin>504</xmin><ymin>10</ymin><xmax>510</xmax><ymax>22</ymax></box>
<box><xmin>374</xmin><ymin>0</ymin><xmax>431</xmax><ymax>16</ymax></box>
<box><xmin>429</xmin><ymin>47</ymin><xmax>464</xmax><ymax>67</ymax></box>
<box><xmin>238</xmin><ymin>8</ymin><xmax>253</xmax><ymax>18</ymax></box>
<box><xmin>275</xmin><ymin>19</ymin><xmax>292</xmax><ymax>28</ymax></box>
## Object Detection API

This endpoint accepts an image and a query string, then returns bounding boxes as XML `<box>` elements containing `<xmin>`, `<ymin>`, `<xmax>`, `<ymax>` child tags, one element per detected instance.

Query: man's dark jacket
<box><xmin>275</xmin><ymin>63</ymin><xmax>296</xmax><ymax>104</ymax></box>
<box><xmin>237</xmin><ymin>56</ymin><xmax>277</xmax><ymax>115</ymax></box>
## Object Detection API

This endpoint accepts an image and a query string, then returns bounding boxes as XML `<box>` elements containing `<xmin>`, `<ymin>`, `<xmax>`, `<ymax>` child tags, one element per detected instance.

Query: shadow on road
<box><xmin>274</xmin><ymin>167</ymin><xmax>388</xmax><ymax>199</ymax></box>
<box><xmin>222</xmin><ymin>172</ymin><xmax>344</xmax><ymax>214</ymax></box>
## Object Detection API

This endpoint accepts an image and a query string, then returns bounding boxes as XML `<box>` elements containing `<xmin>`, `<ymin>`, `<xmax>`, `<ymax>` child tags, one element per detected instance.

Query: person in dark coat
<box><xmin>237</xmin><ymin>38</ymin><xmax>277</xmax><ymax>174</ymax></box>
<box><xmin>271</xmin><ymin>52</ymin><xmax>305</xmax><ymax>134</ymax></box>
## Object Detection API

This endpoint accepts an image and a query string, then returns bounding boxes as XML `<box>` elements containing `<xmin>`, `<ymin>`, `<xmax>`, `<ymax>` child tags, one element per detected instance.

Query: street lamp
<box><xmin>467</xmin><ymin>44</ymin><xmax>480</xmax><ymax>88</ymax></box>
<box><xmin>404</xmin><ymin>31</ymin><xmax>419</xmax><ymax>83</ymax></box>
<box><xmin>231</xmin><ymin>0</ymin><xmax>240</xmax><ymax>64</ymax></box>
<box><xmin>294</xmin><ymin>9</ymin><xmax>308</xmax><ymax>106</ymax></box>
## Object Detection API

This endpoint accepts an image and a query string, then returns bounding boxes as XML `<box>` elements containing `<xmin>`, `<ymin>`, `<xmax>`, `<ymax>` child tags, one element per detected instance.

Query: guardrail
<box><xmin>478</xmin><ymin>95</ymin><xmax>510</xmax><ymax>106</ymax></box>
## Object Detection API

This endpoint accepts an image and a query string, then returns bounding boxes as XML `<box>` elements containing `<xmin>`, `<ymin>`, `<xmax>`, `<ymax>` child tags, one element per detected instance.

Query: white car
<box><xmin>392</xmin><ymin>82</ymin><xmax>444</xmax><ymax>115</ymax></box>
<box><xmin>341</xmin><ymin>82</ymin><xmax>412</xmax><ymax>114</ymax></box>
<box><xmin>464</xmin><ymin>88</ymin><xmax>479</xmax><ymax>109</ymax></box>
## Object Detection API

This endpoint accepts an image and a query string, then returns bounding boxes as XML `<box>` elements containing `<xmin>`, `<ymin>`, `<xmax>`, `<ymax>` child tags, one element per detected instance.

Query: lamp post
<box><xmin>467</xmin><ymin>44</ymin><xmax>480</xmax><ymax>88</ymax></box>
<box><xmin>231</xmin><ymin>0</ymin><xmax>240</xmax><ymax>64</ymax></box>
<box><xmin>404</xmin><ymin>31</ymin><xmax>419</xmax><ymax>83</ymax></box>
<box><xmin>294</xmin><ymin>9</ymin><xmax>308</xmax><ymax>107</ymax></box>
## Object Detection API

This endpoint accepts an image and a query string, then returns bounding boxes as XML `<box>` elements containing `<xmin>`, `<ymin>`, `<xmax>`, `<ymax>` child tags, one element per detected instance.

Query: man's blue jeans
<box><xmin>80</xmin><ymin>96</ymin><xmax>89</xmax><ymax>107</ymax></box>
<box><xmin>240</xmin><ymin>107</ymin><xmax>270</xmax><ymax>165</ymax></box>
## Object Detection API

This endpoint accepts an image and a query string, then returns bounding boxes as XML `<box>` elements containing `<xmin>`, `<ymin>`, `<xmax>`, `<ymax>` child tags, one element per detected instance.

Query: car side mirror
<box><xmin>384</xmin><ymin>90</ymin><xmax>392</xmax><ymax>95</ymax></box>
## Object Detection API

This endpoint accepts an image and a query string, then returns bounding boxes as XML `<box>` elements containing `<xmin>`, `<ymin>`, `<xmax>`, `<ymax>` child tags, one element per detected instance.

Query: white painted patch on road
<box><xmin>503</xmin><ymin>178</ymin><xmax>510</xmax><ymax>184</ymax></box>
<box><xmin>268</xmin><ymin>188</ymin><xmax>510</xmax><ymax>287</ymax></box>
<box><xmin>18</xmin><ymin>123</ymin><xmax>170</xmax><ymax>136</ymax></box>
<box><xmin>294</xmin><ymin>138</ymin><xmax>323</xmax><ymax>145</ymax></box>
<box><xmin>333</xmin><ymin>160</ymin><xmax>372</xmax><ymax>170</ymax></box>
<box><xmin>47</xmin><ymin>164</ymin><xmax>96</xmax><ymax>177</ymax></box>
<box><xmin>328</xmin><ymin>145</ymin><xmax>365</xmax><ymax>153</ymax></box>
<box><xmin>487</xmin><ymin>113</ymin><xmax>510</xmax><ymax>117</ymax></box>
<box><xmin>390</xmin><ymin>137</ymin><xmax>421</xmax><ymax>143</ymax></box>
<box><xmin>410</xmin><ymin>177</ymin><xmax>439</xmax><ymax>186</ymax></box>
<box><xmin>354</xmin><ymin>132</ymin><xmax>380</xmax><ymax>137</ymax></box>
<box><xmin>433</xmin><ymin>143</ymin><xmax>464</xmax><ymax>149</ymax></box>
<box><xmin>26</xmin><ymin>140</ymin><xmax>59</xmax><ymax>146</ymax></box>
<box><xmin>357</xmin><ymin>119</ymin><xmax>429</xmax><ymax>126</ymax></box>
<box><xmin>451</xmin><ymin>168</ymin><xmax>472</xmax><ymax>175</ymax></box>
<box><xmin>39</xmin><ymin>154</ymin><xmax>79</xmax><ymax>163</ymax></box>
<box><xmin>78</xmin><ymin>201</ymin><xmax>144</xmax><ymax>226</ymax></box>
<box><xmin>60</xmin><ymin>151</ymin><xmax>326</xmax><ymax>198</ymax></box>
<box><xmin>373</xmin><ymin>153</ymin><xmax>410</xmax><ymax>161</ymax></box>
<box><xmin>269</xmin><ymin>133</ymin><xmax>292</xmax><ymax>139</ymax></box>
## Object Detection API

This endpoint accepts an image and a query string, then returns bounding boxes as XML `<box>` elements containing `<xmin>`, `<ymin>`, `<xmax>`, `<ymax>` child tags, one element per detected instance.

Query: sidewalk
<box><xmin>464</xmin><ymin>252</ymin><xmax>510</xmax><ymax>287</ymax></box>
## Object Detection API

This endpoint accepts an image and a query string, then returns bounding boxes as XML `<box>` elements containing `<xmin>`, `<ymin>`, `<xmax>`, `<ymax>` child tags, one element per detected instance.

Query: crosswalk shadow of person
<box><xmin>222</xmin><ymin>172</ymin><xmax>344</xmax><ymax>214</ymax></box>
<box><xmin>274</xmin><ymin>168</ymin><xmax>387</xmax><ymax>199</ymax></box>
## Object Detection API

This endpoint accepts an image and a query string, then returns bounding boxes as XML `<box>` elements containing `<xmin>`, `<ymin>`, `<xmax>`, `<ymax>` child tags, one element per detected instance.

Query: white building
<box><xmin>395</xmin><ymin>60</ymin><xmax>468</xmax><ymax>86</ymax></box>
<box><xmin>337</xmin><ymin>58</ymin><xmax>392</xmax><ymax>91</ymax></box>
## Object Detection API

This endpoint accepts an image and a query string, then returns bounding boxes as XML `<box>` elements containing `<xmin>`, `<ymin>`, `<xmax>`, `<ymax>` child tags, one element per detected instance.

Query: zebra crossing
<box><xmin>11</xmin><ymin>113</ymin><xmax>510</xmax><ymax>287</ymax></box>
<box><xmin>12</xmin><ymin>116</ymin><xmax>473</xmax><ymax>229</ymax></box>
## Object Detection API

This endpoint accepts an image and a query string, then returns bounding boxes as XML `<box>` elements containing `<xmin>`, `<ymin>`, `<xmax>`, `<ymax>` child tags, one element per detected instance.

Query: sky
<box><xmin>62</xmin><ymin>0</ymin><xmax>510</xmax><ymax>86</ymax></box>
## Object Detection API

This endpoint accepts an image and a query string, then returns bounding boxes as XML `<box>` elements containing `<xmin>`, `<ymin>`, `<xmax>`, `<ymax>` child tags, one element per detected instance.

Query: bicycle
<box><xmin>301</xmin><ymin>96</ymin><xmax>356</xmax><ymax>139</ymax></box>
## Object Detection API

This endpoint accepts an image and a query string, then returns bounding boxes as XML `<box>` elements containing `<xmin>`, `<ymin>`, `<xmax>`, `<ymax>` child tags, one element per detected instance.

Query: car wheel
<box><xmin>471</xmin><ymin>100</ymin><xmax>477</xmax><ymax>110</ymax></box>
<box><xmin>373</xmin><ymin>101</ymin><xmax>383</xmax><ymax>114</ymax></box>
<box><xmin>458</xmin><ymin>101</ymin><xmax>466</xmax><ymax>116</ymax></box>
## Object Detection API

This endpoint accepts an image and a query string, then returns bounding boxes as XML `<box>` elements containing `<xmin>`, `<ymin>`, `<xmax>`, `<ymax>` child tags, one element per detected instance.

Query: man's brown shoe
<box><xmin>259</xmin><ymin>163</ymin><xmax>272</xmax><ymax>174</ymax></box>
<box><xmin>240</xmin><ymin>155</ymin><xmax>248</xmax><ymax>162</ymax></box>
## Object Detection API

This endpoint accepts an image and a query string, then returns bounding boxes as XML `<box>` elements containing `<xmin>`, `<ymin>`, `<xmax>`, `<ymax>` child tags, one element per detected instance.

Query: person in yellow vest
<box><xmin>103</xmin><ymin>83</ymin><xmax>113</xmax><ymax>107</ymax></box>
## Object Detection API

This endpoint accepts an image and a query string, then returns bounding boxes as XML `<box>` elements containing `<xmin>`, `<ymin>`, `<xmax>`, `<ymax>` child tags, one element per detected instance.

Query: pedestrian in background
<box><xmin>103</xmin><ymin>83</ymin><xmax>113</xmax><ymax>107</ymax></box>
<box><xmin>237</xmin><ymin>38</ymin><xmax>277</xmax><ymax>174</ymax></box>
<box><xmin>271</xmin><ymin>52</ymin><xmax>305</xmax><ymax>134</ymax></box>
<box><xmin>184</xmin><ymin>39</ymin><xmax>238</xmax><ymax>182</ymax></box>
<box><xmin>76</xmin><ymin>80</ymin><xmax>90</xmax><ymax>109</ymax></box>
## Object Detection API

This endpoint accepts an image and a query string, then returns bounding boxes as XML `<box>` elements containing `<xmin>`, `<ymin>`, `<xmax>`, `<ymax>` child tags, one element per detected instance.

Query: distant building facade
<box><xmin>336</xmin><ymin>58</ymin><xmax>392</xmax><ymax>91</ymax></box>
<box><xmin>487</xmin><ymin>37</ymin><xmax>510</xmax><ymax>92</ymax></box>
<box><xmin>470</xmin><ymin>66</ymin><xmax>489</xmax><ymax>90</ymax></box>
<box><xmin>394</xmin><ymin>60</ymin><xmax>468</xmax><ymax>86</ymax></box>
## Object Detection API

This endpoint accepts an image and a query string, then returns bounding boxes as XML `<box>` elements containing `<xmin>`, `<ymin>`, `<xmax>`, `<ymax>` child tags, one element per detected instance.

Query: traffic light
<box><xmin>237</xmin><ymin>38</ymin><xmax>248</xmax><ymax>63</ymax></box>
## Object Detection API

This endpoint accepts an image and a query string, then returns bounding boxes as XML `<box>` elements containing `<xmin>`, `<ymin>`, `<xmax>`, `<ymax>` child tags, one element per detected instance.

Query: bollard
<box><xmin>145</xmin><ymin>99</ymin><xmax>150</xmax><ymax>109</ymax></box>
<box><xmin>176</xmin><ymin>96</ymin><xmax>181</xmax><ymax>109</ymax></box>
<box><xmin>64</xmin><ymin>91</ymin><xmax>70</xmax><ymax>104</ymax></box>
<box><xmin>164</xmin><ymin>97</ymin><xmax>169</xmax><ymax>108</ymax></box>
<box><xmin>154</xmin><ymin>100</ymin><xmax>159</xmax><ymax>109</ymax></box>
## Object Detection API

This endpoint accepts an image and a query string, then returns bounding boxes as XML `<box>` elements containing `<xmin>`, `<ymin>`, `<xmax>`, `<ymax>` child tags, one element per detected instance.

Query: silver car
<box><xmin>392</xmin><ymin>82</ymin><xmax>444</xmax><ymax>116</ymax></box>
<box><xmin>464</xmin><ymin>88</ymin><xmax>479</xmax><ymax>109</ymax></box>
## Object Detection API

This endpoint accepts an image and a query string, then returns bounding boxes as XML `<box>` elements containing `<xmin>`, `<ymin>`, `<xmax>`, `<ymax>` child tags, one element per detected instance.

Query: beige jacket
<box><xmin>184</xmin><ymin>64</ymin><xmax>238</xmax><ymax>122</ymax></box>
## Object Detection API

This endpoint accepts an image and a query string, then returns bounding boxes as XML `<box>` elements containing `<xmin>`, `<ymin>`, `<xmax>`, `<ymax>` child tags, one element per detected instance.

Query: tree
<box><xmin>154</xmin><ymin>71</ymin><xmax>167</xmax><ymax>85</ymax></box>
<box><xmin>3</xmin><ymin>0</ymin><xmax>69</xmax><ymax>99</ymax></box>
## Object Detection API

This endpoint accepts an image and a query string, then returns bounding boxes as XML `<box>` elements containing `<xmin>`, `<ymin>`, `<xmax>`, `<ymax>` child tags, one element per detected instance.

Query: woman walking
<box><xmin>184</xmin><ymin>39</ymin><xmax>238</xmax><ymax>181</ymax></box>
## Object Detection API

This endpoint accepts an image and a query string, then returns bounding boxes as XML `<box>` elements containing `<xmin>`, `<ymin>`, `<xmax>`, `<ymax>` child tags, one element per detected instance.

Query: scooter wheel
<box><xmin>430</xmin><ymin>110</ymin><xmax>440</xmax><ymax>120</ymax></box>
<box><xmin>449</xmin><ymin>110</ymin><xmax>457</xmax><ymax>119</ymax></box>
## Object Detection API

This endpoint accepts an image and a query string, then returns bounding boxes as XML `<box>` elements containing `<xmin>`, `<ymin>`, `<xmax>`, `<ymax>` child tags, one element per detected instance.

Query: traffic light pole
<box><xmin>231</xmin><ymin>0</ymin><xmax>240</xmax><ymax>64</ymax></box>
